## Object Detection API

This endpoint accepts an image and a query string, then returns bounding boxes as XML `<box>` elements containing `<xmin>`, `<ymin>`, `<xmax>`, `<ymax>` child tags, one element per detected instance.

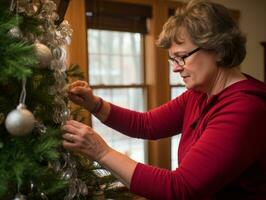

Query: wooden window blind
<box><xmin>85</xmin><ymin>0</ymin><xmax>152</xmax><ymax>34</ymax></box>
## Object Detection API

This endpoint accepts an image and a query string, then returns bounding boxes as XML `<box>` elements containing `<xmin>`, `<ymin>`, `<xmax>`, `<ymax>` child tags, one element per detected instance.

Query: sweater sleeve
<box><xmin>130</xmin><ymin>96</ymin><xmax>266</xmax><ymax>199</ymax></box>
<box><xmin>103</xmin><ymin>91</ymin><xmax>188</xmax><ymax>139</ymax></box>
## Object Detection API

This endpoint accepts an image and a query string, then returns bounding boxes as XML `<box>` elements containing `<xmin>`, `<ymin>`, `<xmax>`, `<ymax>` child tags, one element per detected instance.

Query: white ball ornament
<box><xmin>34</xmin><ymin>43</ymin><xmax>53</xmax><ymax>68</ymax></box>
<box><xmin>5</xmin><ymin>103</ymin><xmax>35</xmax><ymax>136</ymax></box>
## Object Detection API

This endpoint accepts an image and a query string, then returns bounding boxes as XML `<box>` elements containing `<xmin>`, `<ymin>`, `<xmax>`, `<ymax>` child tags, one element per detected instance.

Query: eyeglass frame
<box><xmin>168</xmin><ymin>47</ymin><xmax>201</xmax><ymax>67</ymax></box>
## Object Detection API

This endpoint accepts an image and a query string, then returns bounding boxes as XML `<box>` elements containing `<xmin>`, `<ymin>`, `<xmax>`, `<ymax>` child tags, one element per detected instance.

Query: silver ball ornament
<box><xmin>13</xmin><ymin>193</ymin><xmax>27</xmax><ymax>200</ymax></box>
<box><xmin>5</xmin><ymin>103</ymin><xmax>35</xmax><ymax>136</ymax></box>
<box><xmin>34</xmin><ymin>43</ymin><xmax>53</xmax><ymax>68</ymax></box>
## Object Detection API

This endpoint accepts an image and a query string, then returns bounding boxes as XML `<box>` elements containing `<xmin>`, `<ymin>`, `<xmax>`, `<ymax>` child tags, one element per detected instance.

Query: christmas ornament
<box><xmin>35</xmin><ymin>121</ymin><xmax>47</xmax><ymax>134</ymax></box>
<box><xmin>5</xmin><ymin>78</ymin><xmax>35</xmax><ymax>136</ymax></box>
<box><xmin>34</xmin><ymin>42</ymin><xmax>53</xmax><ymax>68</ymax></box>
<box><xmin>13</xmin><ymin>193</ymin><xmax>27</xmax><ymax>200</ymax></box>
<box><xmin>8</xmin><ymin>0</ymin><xmax>23</xmax><ymax>38</ymax></box>
<box><xmin>79</xmin><ymin>180</ymin><xmax>89</xmax><ymax>196</ymax></box>
<box><xmin>40</xmin><ymin>192</ymin><xmax>48</xmax><ymax>200</ymax></box>
<box><xmin>5</xmin><ymin>103</ymin><xmax>35</xmax><ymax>136</ymax></box>
<box><xmin>52</xmin><ymin>47</ymin><xmax>62</xmax><ymax>59</ymax></box>
<box><xmin>8</xmin><ymin>26</ymin><xmax>23</xmax><ymax>38</ymax></box>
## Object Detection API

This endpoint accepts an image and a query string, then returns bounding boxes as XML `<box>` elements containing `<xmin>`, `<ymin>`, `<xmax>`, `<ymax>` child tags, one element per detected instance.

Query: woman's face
<box><xmin>168</xmin><ymin>28</ymin><xmax>219</xmax><ymax>92</ymax></box>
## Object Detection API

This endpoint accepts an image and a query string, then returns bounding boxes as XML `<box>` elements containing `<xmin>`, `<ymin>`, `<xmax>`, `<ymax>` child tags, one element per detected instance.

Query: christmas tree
<box><xmin>0</xmin><ymin>0</ymin><xmax>131</xmax><ymax>199</ymax></box>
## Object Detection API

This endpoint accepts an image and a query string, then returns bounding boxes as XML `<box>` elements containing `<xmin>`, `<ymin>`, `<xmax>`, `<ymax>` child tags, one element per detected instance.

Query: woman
<box><xmin>62</xmin><ymin>0</ymin><xmax>266</xmax><ymax>199</ymax></box>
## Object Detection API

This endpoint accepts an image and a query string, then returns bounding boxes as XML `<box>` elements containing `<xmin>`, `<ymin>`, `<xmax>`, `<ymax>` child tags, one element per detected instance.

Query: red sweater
<box><xmin>104</xmin><ymin>76</ymin><xmax>266</xmax><ymax>200</ymax></box>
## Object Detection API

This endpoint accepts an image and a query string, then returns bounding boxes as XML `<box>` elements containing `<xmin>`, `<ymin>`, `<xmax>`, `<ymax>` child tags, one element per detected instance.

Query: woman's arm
<box><xmin>129</xmin><ymin>97</ymin><xmax>266</xmax><ymax>200</ymax></box>
<box><xmin>98</xmin><ymin>149</ymin><xmax>138</xmax><ymax>188</ymax></box>
<box><xmin>103</xmin><ymin>97</ymin><xmax>186</xmax><ymax>140</ymax></box>
<box><xmin>68</xmin><ymin>80</ymin><xmax>188</xmax><ymax>139</ymax></box>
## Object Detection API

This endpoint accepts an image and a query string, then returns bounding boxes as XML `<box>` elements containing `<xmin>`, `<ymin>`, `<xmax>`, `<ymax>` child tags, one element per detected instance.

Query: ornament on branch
<box><xmin>5</xmin><ymin>103</ymin><xmax>35</xmax><ymax>136</ymax></box>
<box><xmin>13</xmin><ymin>193</ymin><xmax>27</xmax><ymax>200</ymax></box>
<box><xmin>40</xmin><ymin>192</ymin><xmax>48</xmax><ymax>200</ymax></box>
<box><xmin>5</xmin><ymin>78</ymin><xmax>35</xmax><ymax>136</ymax></box>
<box><xmin>35</xmin><ymin>121</ymin><xmax>47</xmax><ymax>135</ymax></box>
<box><xmin>8</xmin><ymin>26</ymin><xmax>23</xmax><ymax>38</ymax></box>
<box><xmin>34</xmin><ymin>42</ymin><xmax>53</xmax><ymax>68</ymax></box>
<box><xmin>8</xmin><ymin>0</ymin><xmax>23</xmax><ymax>39</ymax></box>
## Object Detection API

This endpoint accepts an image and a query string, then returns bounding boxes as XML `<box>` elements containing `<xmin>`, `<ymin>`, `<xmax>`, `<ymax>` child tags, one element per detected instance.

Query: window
<box><xmin>86</xmin><ymin>0</ymin><xmax>151</xmax><ymax>164</ymax></box>
<box><xmin>86</xmin><ymin>0</ymin><xmax>151</xmax><ymax>163</ymax></box>
<box><xmin>170</xmin><ymin>66</ymin><xmax>186</xmax><ymax>169</ymax></box>
<box><xmin>88</xmin><ymin>29</ymin><xmax>147</xmax><ymax>163</ymax></box>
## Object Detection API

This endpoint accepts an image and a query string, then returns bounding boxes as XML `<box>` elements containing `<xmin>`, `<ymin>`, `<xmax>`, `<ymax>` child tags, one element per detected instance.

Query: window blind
<box><xmin>85</xmin><ymin>0</ymin><xmax>152</xmax><ymax>34</ymax></box>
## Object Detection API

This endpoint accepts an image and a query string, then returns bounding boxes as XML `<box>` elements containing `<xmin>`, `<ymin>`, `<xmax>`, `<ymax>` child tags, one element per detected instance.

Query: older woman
<box><xmin>62</xmin><ymin>0</ymin><xmax>266</xmax><ymax>199</ymax></box>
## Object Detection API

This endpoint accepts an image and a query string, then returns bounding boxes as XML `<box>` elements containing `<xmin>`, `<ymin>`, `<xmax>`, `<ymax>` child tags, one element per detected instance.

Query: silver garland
<box><xmin>16</xmin><ymin>0</ymin><xmax>88</xmax><ymax>199</ymax></box>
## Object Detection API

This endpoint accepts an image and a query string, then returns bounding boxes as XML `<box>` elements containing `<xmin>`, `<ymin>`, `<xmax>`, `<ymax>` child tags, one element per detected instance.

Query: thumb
<box><xmin>70</xmin><ymin>87</ymin><xmax>88</xmax><ymax>96</ymax></box>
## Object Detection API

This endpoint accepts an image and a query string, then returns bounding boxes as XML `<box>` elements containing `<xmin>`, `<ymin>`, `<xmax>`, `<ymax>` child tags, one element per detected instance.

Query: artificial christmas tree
<box><xmin>0</xmin><ymin>0</ymin><xmax>131</xmax><ymax>199</ymax></box>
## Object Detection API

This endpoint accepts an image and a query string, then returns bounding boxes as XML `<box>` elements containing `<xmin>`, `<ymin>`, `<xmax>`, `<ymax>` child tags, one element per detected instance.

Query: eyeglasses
<box><xmin>168</xmin><ymin>47</ymin><xmax>201</xmax><ymax>67</ymax></box>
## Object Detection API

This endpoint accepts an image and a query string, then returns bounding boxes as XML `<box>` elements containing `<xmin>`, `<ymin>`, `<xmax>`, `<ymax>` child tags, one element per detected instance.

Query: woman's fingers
<box><xmin>68</xmin><ymin>80</ymin><xmax>88</xmax><ymax>90</ymax></box>
<box><xmin>64</xmin><ymin>120</ymin><xmax>91</xmax><ymax>131</ymax></box>
<box><xmin>62</xmin><ymin>133</ymin><xmax>77</xmax><ymax>143</ymax></box>
<box><xmin>69</xmin><ymin>85</ymin><xmax>87</xmax><ymax>93</ymax></box>
<box><xmin>62</xmin><ymin>123</ymin><xmax>79</xmax><ymax>135</ymax></box>
<box><xmin>62</xmin><ymin>120</ymin><xmax>110</xmax><ymax>161</ymax></box>
<box><xmin>68</xmin><ymin>86</ymin><xmax>91</xmax><ymax>106</ymax></box>
<box><xmin>62</xmin><ymin>133</ymin><xmax>79</xmax><ymax>150</ymax></box>
<box><xmin>62</xmin><ymin>140</ymin><xmax>76</xmax><ymax>149</ymax></box>
<box><xmin>66</xmin><ymin>120</ymin><xmax>86</xmax><ymax>129</ymax></box>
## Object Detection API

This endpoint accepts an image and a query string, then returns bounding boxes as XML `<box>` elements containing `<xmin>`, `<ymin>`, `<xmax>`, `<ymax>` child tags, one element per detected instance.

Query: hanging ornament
<box><xmin>5</xmin><ymin>104</ymin><xmax>35</xmax><ymax>136</ymax></box>
<box><xmin>40</xmin><ymin>192</ymin><xmax>48</xmax><ymax>200</ymax></box>
<box><xmin>35</xmin><ymin>121</ymin><xmax>47</xmax><ymax>135</ymax></box>
<box><xmin>34</xmin><ymin>42</ymin><xmax>53</xmax><ymax>68</ymax></box>
<box><xmin>5</xmin><ymin>78</ymin><xmax>35</xmax><ymax>136</ymax></box>
<box><xmin>8</xmin><ymin>26</ymin><xmax>23</xmax><ymax>38</ymax></box>
<box><xmin>13</xmin><ymin>193</ymin><xmax>27</xmax><ymax>200</ymax></box>
<box><xmin>9</xmin><ymin>0</ymin><xmax>23</xmax><ymax>39</ymax></box>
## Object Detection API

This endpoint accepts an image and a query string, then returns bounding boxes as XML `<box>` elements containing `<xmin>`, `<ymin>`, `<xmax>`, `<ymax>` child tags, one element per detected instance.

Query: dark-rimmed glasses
<box><xmin>168</xmin><ymin>47</ymin><xmax>201</xmax><ymax>67</ymax></box>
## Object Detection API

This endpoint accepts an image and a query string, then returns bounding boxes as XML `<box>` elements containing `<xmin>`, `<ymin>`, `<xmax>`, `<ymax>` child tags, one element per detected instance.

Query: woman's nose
<box><xmin>172</xmin><ymin>63</ymin><xmax>183</xmax><ymax>73</ymax></box>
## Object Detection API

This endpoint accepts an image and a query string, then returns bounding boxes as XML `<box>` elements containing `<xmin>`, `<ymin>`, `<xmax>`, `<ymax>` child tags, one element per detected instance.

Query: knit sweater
<box><xmin>104</xmin><ymin>75</ymin><xmax>266</xmax><ymax>200</ymax></box>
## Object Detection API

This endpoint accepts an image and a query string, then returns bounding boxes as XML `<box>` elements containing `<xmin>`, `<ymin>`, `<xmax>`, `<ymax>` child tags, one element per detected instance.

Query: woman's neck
<box><xmin>206</xmin><ymin>67</ymin><xmax>246</xmax><ymax>97</ymax></box>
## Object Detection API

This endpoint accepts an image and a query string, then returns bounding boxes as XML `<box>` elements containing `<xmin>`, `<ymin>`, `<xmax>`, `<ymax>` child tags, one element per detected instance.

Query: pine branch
<box><xmin>33</xmin><ymin>129</ymin><xmax>61</xmax><ymax>162</ymax></box>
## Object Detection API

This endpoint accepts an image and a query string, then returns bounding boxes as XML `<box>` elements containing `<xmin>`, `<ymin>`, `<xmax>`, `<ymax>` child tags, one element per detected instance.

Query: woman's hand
<box><xmin>62</xmin><ymin>120</ymin><xmax>111</xmax><ymax>161</ymax></box>
<box><xmin>62</xmin><ymin>121</ymin><xmax>137</xmax><ymax>188</ymax></box>
<box><xmin>68</xmin><ymin>80</ymin><xmax>99</xmax><ymax>112</ymax></box>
